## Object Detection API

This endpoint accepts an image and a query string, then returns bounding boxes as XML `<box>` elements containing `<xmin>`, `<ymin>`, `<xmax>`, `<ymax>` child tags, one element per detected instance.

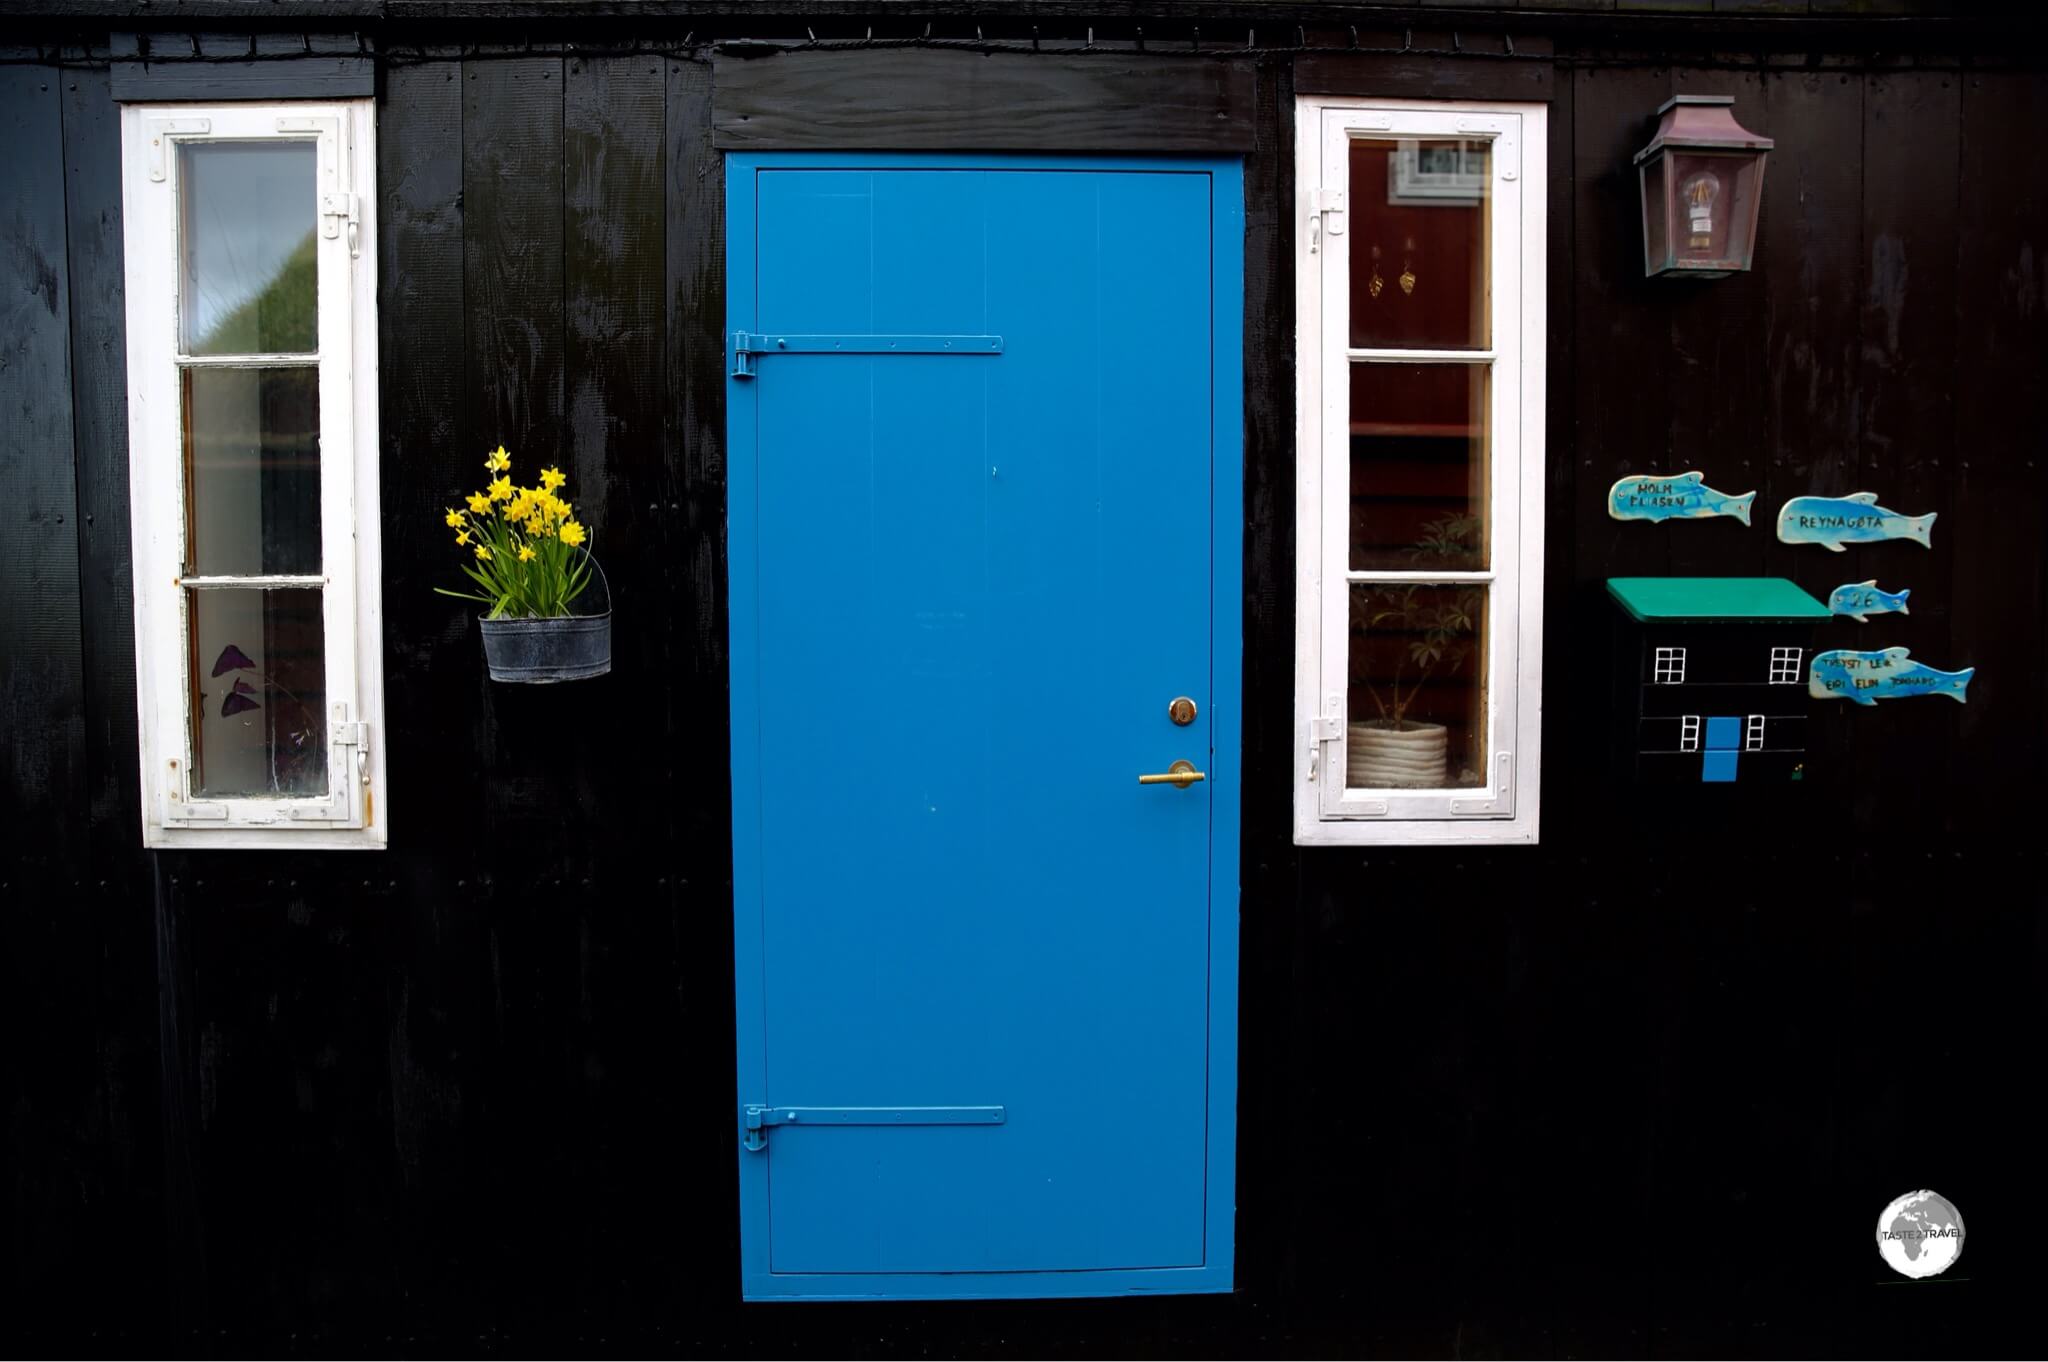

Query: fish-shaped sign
<box><xmin>1809</xmin><ymin>647</ymin><xmax>1973</xmax><ymax>705</ymax></box>
<box><xmin>1607</xmin><ymin>471</ymin><xmax>1756</xmax><ymax>525</ymax></box>
<box><xmin>1776</xmin><ymin>492</ymin><xmax>1935</xmax><ymax>552</ymax></box>
<box><xmin>1827</xmin><ymin>580</ymin><xmax>1912</xmax><ymax>622</ymax></box>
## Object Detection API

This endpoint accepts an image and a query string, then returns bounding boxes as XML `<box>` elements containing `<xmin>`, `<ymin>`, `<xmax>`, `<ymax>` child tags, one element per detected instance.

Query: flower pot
<box><xmin>1347</xmin><ymin>720</ymin><xmax>1448</xmax><ymax>789</ymax></box>
<box><xmin>477</xmin><ymin>554</ymin><xmax>612</xmax><ymax>683</ymax></box>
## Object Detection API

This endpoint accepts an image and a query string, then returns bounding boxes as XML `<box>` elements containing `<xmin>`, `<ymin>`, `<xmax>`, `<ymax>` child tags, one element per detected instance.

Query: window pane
<box><xmin>1349</xmin><ymin>363</ymin><xmax>1489</xmax><ymax>572</ymax></box>
<box><xmin>182</xmin><ymin>366</ymin><xmax>321</xmax><ymax>577</ymax></box>
<box><xmin>1348</xmin><ymin>138</ymin><xmax>1490</xmax><ymax>350</ymax></box>
<box><xmin>1347</xmin><ymin>583</ymin><xmax>1488</xmax><ymax>790</ymax></box>
<box><xmin>188</xmin><ymin>588</ymin><xmax>327</xmax><ymax>798</ymax></box>
<box><xmin>180</xmin><ymin>142</ymin><xmax>318</xmax><ymax>355</ymax></box>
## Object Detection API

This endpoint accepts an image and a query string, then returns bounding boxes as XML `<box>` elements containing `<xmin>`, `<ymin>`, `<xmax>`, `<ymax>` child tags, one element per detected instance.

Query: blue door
<box><xmin>727</xmin><ymin>155</ymin><xmax>1241</xmax><ymax>1301</ymax></box>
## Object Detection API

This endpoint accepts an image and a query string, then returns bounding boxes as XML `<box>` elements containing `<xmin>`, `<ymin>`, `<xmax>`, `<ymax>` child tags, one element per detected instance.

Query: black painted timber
<box><xmin>109</xmin><ymin>58</ymin><xmax>374</xmax><ymax>101</ymax></box>
<box><xmin>712</xmin><ymin>48</ymin><xmax>1256</xmax><ymax>152</ymax></box>
<box><xmin>3</xmin><ymin>9</ymin><xmax>2047</xmax><ymax>1357</ymax></box>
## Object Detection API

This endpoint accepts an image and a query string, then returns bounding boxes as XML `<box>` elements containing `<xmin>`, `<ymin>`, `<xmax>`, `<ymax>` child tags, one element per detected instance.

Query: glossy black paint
<box><xmin>4</xmin><ymin>10</ymin><xmax>2047</xmax><ymax>1356</ymax></box>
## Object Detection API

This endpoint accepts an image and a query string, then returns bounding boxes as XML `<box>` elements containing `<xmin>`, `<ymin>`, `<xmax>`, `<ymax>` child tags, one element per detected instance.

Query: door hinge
<box><xmin>741</xmin><ymin>1103</ymin><xmax>1006</xmax><ymax>1152</ymax></box>
<box><xmin>730</xmin><ymin>332</ymin><xmax>1005</xmax><ymax>380</ymax></box>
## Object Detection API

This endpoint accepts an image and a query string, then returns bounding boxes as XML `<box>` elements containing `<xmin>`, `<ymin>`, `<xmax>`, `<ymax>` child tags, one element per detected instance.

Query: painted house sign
<box><xmin>1776</xmin><ymin>493</ymin><xmax>1936</xmax><ymax>551</ymax></box>
<box><xmin>1808</xmin><ymin>648</ymin><xmax>1975</xmax><ymax>705</ymax></box>
<box><xmin>1827</xmin><ymin>581</ymin><xmax>1912</xmax><ymax>622</ymax></box>
<box><xmin>1606</xmin><ymin>471</ymin><xmax>1756</xmax><ymax>525</ymax></box>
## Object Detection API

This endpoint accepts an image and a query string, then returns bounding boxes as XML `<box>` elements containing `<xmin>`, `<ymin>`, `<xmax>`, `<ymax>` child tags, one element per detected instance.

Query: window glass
<box><xmin>1347</xmin><ymin>138</ymin><xmax>1491</xmax><ymax>350</ymax></box>
<box><xmin>182</xmin><ymin>366</ymin><xmax>322</xmax><ymax>576</ymax></box>
<box><xmin>1349</xmin><ymin>363</ymin><xmax>1489</xmax><ymax>572</ymax></box>
<box><xmin>187</xmin><ymin>587</ymin><xmax>328</xmax><ymax>797</ymax></box>
<box><xmin>180</xmin><ymin>142</ymin><xmax>319</xmax><ymax>355</ymax></box>
<box><xmin>1347</xmin><ymin>583</ymin><xmax>1489</xmax><ymax>790</ymax></box>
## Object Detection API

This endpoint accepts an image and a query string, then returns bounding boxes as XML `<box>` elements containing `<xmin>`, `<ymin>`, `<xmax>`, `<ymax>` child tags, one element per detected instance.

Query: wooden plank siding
<box><xmin>1</xmin><ymin>12</ymin><xmax>2045</xmax><ymax>1353</ymax></box>
<box><xmin>711</xmin><ymin>48</ymin><xmax>1257</xmax><ymax>151</ymax></box>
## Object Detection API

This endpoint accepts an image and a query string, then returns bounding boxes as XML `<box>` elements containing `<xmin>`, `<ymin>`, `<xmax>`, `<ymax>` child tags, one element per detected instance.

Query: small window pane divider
<box><xmin>176</xmin><ymin>575</ymin><xmax>327</xmax><ymax>590</ymax></box>
<box><xmin>176</xmin><ymin>353</ymin><xmax>321</xmax><ymax>368</ymax></box>
<box><xmin>1347</xmin><ymin>348</ymin><xmax>1495</xmax><ymax>364</ymax></box>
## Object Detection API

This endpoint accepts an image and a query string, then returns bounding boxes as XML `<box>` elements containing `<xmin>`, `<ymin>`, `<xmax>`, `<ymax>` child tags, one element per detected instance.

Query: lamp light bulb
<box><xmin>1681</xmin><ymin>170</ymin><xmax>1721</xmax><ymax>250</ymax></box>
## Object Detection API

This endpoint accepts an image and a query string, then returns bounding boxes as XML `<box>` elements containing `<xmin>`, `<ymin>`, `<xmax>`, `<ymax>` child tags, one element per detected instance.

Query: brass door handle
<box><xmin>1138</xmin><ymin>760</ymin><xmax>1206</xmax><ymax>788</ymax></box>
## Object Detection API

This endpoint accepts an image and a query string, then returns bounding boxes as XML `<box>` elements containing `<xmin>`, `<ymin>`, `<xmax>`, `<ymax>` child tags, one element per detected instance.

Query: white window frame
<box><xmin>1294</xmin><ymin>97</ymin><xmax>1547</xmax><ymax>847</ymax></box>
<box><xmin>1680</xmin><ymin>715</ymin><xmax>1702</xmax><ymax>753</ymax></box>
<box><xmin>1745</xmin><ymin>715</ymin><xmax>1765</xmax><ymax>752</ymax></box>
<box><xmin>1654</xmin><ymin>646</ymin><xmax>1687</xmax><ymax>685</ymax></box>
<box><xmin>1768</xmin><ymin>646</ymin><xmax>1803</xmax><ymax>684</ymax></box>
<box><xmin>121</xmin><ymin>101</ymin><xmax>386</xmax><ymax>849</ymax></box>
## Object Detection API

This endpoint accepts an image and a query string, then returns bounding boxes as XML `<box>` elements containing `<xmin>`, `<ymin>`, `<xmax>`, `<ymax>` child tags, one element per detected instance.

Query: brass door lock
<box><xmin>1167</xmin><ymin>696</ymin><xmax>1198</xmax><ymax>726</ymax></box>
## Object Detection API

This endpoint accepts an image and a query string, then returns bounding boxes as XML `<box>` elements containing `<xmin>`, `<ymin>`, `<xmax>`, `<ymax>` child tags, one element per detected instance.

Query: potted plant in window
<box><xmin>1349</xmin><ymin>515</ymin><xmax>1483</xmax><ymax>788</ymax></box>
<box><xmin>438</xmin><ymin>446</ymin><xmax>611</xmax><ymax>682</ymax></box>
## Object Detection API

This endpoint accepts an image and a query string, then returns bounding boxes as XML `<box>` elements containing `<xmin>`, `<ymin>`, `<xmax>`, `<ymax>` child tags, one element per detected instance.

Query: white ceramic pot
<box><xmin>1347</xmin><ymin>720</ymin><xmax>1449</xmax><ymax>789</ymax></box>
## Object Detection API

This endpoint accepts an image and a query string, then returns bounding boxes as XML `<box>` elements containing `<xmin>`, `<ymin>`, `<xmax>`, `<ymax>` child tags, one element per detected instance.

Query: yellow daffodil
<box><xmin>558</xmin><ymin>520</ymin><xmax>587</xmax><ymax>547</ymax></box>
<box><xmin>518</xmin><ymin>545</ymin><xmax>537</xmax><ymax>563</ymax></box>
<box><xmin>540</xmin><ymin>466</ymin><xmax>567</xmax><ymax>492</ymax></box>
<box><xmin>465</xmin><ymin>492</ymin><xmax>491</xmax><ymax>514</ymax></box>
<box><xmin>485</xmin><ymin>446</ymin><xmax>511</xmax><ymax>473</ymax></box>
<box><xmin>455</xmin><ymin>529</ymin><xmax>470</xmax><ymax>545</ymax></box>
<box><xmin>475</xmin><ymin>544</ymin><xmax>493</xmax><ymax>561</ymax></box>
<box><xmin>444</xmin><ymin>508</ymin><xmax>465</xmax><ymax>528</ymax></box>
<box><xmin>488</xmin><ymin>475</ymin><xmax>513</xmax><ymax>502</ymax></box>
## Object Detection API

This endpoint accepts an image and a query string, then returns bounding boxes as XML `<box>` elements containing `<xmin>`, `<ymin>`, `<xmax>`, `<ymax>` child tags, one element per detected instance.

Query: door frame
<box><xmin>725</xmin><ymin>152</ymin><xmax>1243</xmax><ymax>1302</ymax></box>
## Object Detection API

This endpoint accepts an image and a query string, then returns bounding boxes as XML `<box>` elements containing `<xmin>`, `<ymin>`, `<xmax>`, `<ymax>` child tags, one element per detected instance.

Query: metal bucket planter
<box><xmin>477</xmin><ymin>556</ymin><xmax>612</xmax><ymax>683</ymax></box>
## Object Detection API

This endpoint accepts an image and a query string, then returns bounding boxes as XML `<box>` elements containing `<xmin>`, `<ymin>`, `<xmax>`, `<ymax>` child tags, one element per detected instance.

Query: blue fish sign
<box><xmin>1809</xmin><ymin>647</ymin><xmax>1974</xmax><ymax>706</ymax></box>
<box><xmin>1776</xmin><ymin>492</ymin><xmax>1935</xmax><ymax>552</ymax></box>
<box><xmin>1607</xmin><ymin>471</ymin><xmax>1756</xmax><ymax>526</ymax></box>
<box><xmin>1827</xmin><ymin>580</ymin><xmax>1912</xmax><ymax>622</ymax></box>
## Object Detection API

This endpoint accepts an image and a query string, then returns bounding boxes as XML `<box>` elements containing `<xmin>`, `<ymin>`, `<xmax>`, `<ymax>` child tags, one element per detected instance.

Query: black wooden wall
<box><xmin>4</xmin><ymin>9</ymin><xmax>2047</xmax><ymax>1356</ymax></box>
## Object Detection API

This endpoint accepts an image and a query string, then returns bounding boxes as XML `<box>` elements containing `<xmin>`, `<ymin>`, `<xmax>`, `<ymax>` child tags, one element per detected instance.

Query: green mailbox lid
<box><xmin>1607</xmin><ymin>576</ymin><xmax>1831</xmax><ymax>622</ymax></box>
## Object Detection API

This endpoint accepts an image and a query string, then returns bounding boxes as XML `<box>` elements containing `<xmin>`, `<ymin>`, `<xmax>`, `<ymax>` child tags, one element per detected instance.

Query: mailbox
<box><xmin>1608</xmin><ymin>577</ymin><xmax>1830</xmax><ymax>783</ymax></box>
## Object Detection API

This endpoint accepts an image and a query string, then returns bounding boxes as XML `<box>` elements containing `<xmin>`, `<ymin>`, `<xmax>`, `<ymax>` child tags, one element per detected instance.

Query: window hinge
<box><xmin>321</xmin><ymin>191</ymin><xmax>362</xmax><ymax>257</ymax></box>
<box><xmin>334</xmin><ymin>719</ymin><xmax>370</xmax><ymax>787</ymax></box>
<box><xmin>1309</xmin><ymin>187</ymin><xmax>1347</xmax><ymax>254</ymax></box>
<box><xmin>1307</xmin><ymin>697</ymin><xmax>1343</xmax><ymax>781</ymax></box>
